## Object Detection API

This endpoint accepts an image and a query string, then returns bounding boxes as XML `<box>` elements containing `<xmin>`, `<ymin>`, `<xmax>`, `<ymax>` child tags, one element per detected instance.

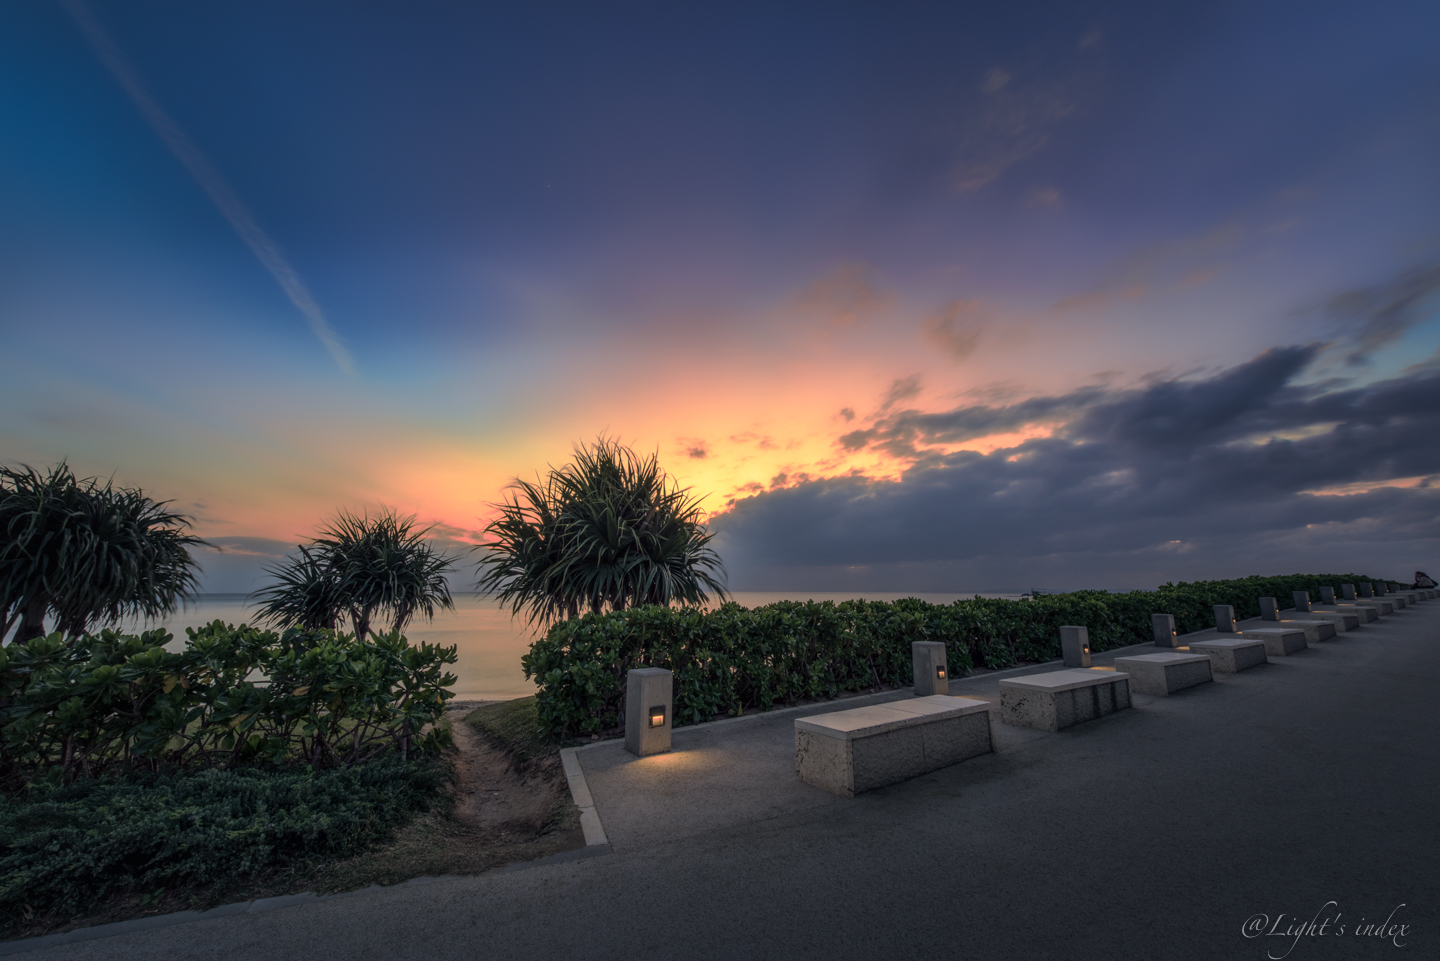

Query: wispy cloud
<box><xmin>1321</xmin><ymin>260</ymin><xmax>1440</xmax><ymax>364</ymax></box>
<box><xmin>791</xmin><ymin>263</ymin><xmax>892</xmax><ymax>326</ymax></box>
<box><xmin>61</xmin><ymin>0</ymin><xmax>355</xmax><ymax>375</ymax></box>
<box><xmin>923</xmin><ymin>299</ymin><xmax>987</xmax><ymax>358</ymax></box>
<box><xmin>949</xmin><ymin>64</ymin><xmax>1088</xmax><ymax>192</ymax></box>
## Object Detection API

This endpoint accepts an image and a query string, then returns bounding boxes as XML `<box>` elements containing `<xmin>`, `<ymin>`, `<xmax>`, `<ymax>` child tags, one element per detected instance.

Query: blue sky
<box><xmin>2</xmin><ymin>0</ymin><xmax>1438</xmax><ymax>592</ymax></box>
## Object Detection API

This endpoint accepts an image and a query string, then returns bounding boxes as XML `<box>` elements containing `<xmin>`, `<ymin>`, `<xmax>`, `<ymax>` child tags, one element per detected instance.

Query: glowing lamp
<box><xmin>624</xmin><ymin>668</ymin><xmax>673</xmax><ymax>757</ymax></box>
<box><xmin>911</xmin><ymin>641</ymin><xmax>949</xmax><ymax>696</ymax></box>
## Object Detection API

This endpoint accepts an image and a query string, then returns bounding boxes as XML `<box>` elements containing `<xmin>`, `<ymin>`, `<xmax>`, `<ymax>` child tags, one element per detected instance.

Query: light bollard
<box><xmin>1322</xmin><ymin>587</ymin><xmax>1337</xmax><ymax>604</ymax></box>
<box><xmin>1151</xmin><ymin>613</ymin><xmax>1178</xmax><ymax>648</ymax></box>
<box><xmin>1259</xmin><ymin>597</ymin><xmax>1279</xmax><ymax>621</ymax></box>
<box><xmin>911</xmin><ymin>641</ymin><xmax>950</xmax><ymax>696</ymax></box>
<box><xmin>1060</xmin><ymin>625</ymin><xmax>1091</xmax><ymax>667</ymax></box>
<box><xmin>1214</xmin><ymin>605</ymin><xmax>1238</xmax><ymax>633</ymax></box>
<box><xmin>1358</xmin><ymin>583</ymin><xmax>1374</xmax><ymax>598</ymax></box>
<box><xmin>624</xmin><ymin>668</ymin><xmax>673</xmax><ymax>757</ymax></box>
<box><xmin>1342</xmin><ymin>584</ymin><xmax>1357</xmax><ymax>600</ymax></box>
<box><xmin>1293</xmin><ymin>591</ymin><xmax>1312</xmax><ymax>612</ymax></box>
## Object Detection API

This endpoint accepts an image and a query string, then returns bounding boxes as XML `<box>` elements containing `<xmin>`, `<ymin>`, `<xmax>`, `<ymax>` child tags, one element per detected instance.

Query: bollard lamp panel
<box><xmin>649</xmin><ymin>706</ymin><xmax>667</xmax><ymax>729</ymax></box>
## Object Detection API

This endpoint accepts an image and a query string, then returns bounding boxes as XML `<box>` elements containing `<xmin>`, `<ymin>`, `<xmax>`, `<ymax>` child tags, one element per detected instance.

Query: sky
<box><xmin>2</xmin><ymin>0</ymin><xmax>1439</xmax><ymax>594</ymax></box>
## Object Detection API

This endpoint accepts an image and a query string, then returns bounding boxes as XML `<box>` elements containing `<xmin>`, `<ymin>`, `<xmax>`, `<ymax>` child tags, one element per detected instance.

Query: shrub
<box><xmin>522</xmin><ymin>573</ymin><xmax>1385</xmax><ymax>737</ymax></box>
<box><xmin>0</xmin><ymin>623</ymin><xmax>458</xmax><ymax>789</ymax></box>
<box><xmin>0</xmin><ymin>757</ymin><xmax>447</xmax><ymax>929</ymax></box>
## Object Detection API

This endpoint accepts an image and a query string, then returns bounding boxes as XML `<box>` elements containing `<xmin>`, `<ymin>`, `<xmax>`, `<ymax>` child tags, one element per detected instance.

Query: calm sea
<box><xmin>122</xmin><ymin>591</ymin><xmax>1023</xmax><ymax>700</ymax></box>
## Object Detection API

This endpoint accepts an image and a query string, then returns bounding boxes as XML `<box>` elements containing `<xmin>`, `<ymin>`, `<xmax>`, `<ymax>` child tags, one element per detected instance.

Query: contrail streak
<box><xmin>59</xmin><ymin>0</ymin><xmax>356</xmax><ymax>375</ymax></box>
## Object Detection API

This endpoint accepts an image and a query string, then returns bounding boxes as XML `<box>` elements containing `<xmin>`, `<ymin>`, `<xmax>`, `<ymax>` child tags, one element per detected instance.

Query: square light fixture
<box><xmin>936</xmin><ymin>665</ymin><xmax>946</xmax><ymax>680</ymax></box>
<box><xmin>648</xmin><ymin>705</ymin><xmax>666</xmax><ymax>729</ymax></box>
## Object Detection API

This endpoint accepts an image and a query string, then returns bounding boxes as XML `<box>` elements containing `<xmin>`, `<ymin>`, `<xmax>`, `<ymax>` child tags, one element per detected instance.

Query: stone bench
<box><xmin>1314</xmin><ymin>604</ymin><xmax>1378</xmax><ymax>623</ymax></box>
<box><xmin>999</xmin><ymin>669</ymin><xmax>1130</xmax><ymax>732</ymax></box>
<box><xmin>1113</xmin><ymin>652</ymin><xmax>1213</xmax><ymax>695</ymax></box>
<box><xmin>1185</xmin><ymin>638</ymin><xmax>1268</xmax><ymax>673</ymax></box>
<box><xmin>1236</xmin><ymin>626</ymin><xmax>1308</xmax><ymax>656</ymax></box>
<box><xmin>1352</xmin><ymin>599</ymin><xmax>1395</xmax><ymax>615</ymax></box>
<box><xmin>1292</xmin><ymin>610</ymin><xmax>1360</xmax><ymax>631</ymax></box>
<box><xmin>1244</xmin><ymin>616</ymin><xmax>1334</xmax><ymax>645</ymax></box>
<box><xmin>794</xmin><ymin>695</ymin><xmax>993</xmax><ymax>798</ymax></box>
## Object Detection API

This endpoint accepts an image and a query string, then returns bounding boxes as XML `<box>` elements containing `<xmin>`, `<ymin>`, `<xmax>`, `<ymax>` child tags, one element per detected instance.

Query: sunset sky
<box><xmin>3</xmin><ymin>1</ymin><xmax>1438</xmax><ymax>593</ymax></box>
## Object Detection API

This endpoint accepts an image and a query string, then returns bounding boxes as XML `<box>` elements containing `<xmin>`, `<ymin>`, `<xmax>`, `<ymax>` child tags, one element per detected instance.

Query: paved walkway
<box><xmin>14</xmin><ymin>603</ymin><xmax>1440</xmax><ymax>959</ymax></box>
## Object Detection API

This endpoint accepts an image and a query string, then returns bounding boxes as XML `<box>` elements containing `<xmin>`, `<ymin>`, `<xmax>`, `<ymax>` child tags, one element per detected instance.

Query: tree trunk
<box><xmin>14</xmin><ymin>596</ymin><xmax>49</xmax><ymax>644</ymax></box>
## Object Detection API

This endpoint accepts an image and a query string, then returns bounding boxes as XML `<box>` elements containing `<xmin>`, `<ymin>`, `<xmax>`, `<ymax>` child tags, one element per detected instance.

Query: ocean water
<box><xmin>121</xmin><ymin>590</ymin><xmax>1024</xmax><ymax>700</ymax></box>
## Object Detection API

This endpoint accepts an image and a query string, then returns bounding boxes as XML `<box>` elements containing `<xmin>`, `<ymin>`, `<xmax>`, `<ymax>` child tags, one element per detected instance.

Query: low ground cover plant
<box><xmin>0</xmin><ymin>758</ymin><xmax>448</xmax><ymax>932</ymax></box>
<box><xmin>0</xmin><ymin>623</ymin><xmax>458</xmax><ymax>934</ymax></box>
<box><xmin>524</xmin><ymin>573</ymin><xmax>1386</xmax><ymax>737</ymax></box>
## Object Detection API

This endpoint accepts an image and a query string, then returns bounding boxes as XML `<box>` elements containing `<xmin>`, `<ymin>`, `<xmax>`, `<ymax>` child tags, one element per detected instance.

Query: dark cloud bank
<box><xmin>712</xmin><ymin>345</ymin><xmax>1440</xmax><ymax>592</ymax></box>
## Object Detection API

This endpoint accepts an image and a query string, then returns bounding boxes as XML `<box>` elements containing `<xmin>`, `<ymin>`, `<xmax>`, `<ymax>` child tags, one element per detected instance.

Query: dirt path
<box><xmin>447</xmin><ymin>714</ymin><xmax>569</xmax><ymax>835</ymax></box>
<box><xmin>306</xmin><ymin>708</ymin><xmax>585</xmax><ymax>892</ymax></box>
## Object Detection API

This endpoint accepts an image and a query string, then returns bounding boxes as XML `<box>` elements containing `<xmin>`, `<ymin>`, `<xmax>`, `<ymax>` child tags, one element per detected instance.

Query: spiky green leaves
<box><xmin>0</xmin><ymin>463</ymin><xmax>205</xmax><ymax>643</ymax></box>
<box><xmin>475</xmin><ymin>436</ymin><xmax>728</xmax><ymax>627</ymax></box>
<box><xmin>251</xmin><ymin>509</ymin><xmax>457</xmax><ymax>641</ymax></box>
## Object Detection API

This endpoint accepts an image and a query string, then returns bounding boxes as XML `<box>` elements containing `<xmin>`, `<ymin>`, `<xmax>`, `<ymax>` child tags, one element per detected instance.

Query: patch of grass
<box><xmin>313</xmin><ymin>800</ymin><xmax>580</xmax><ymax>894</ymax></box>
<box><xmin>465</xmin><ymin>697</ymin><xmax>576</xmax><ymax>770</ymax></box>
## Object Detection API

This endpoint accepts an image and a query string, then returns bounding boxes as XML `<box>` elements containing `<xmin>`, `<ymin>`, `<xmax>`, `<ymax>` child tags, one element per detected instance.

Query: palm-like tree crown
<box><xmin>251</xmin><ymin>508</ymin><xmax>456</xmax><ymax>641</ymax></box>
<box><xmin>476</xmin><ymin>437</ymin><xmax>728</xmax><ymax>627</ymax></box>
<box><xmin>1</xmin><ymin>463</ymin><xmax>205</xmax><ymax>642</ymax></box>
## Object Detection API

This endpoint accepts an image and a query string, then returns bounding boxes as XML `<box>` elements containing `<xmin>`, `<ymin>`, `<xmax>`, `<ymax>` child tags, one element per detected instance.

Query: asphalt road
<box><xmin>17</xmin><ymin>601</ymin><xmax>1439</xmax><ymax>961</ymax></box>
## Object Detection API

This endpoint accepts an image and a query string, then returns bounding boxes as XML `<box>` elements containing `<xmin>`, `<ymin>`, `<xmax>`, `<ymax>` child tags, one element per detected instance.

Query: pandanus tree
<box><xmin>475</xmin><ymin>436</ymin><xmax>728</xmax><ymax>627</ymax></box>
<box><xmin>0</xmin><ymin>463</ymin><xmax>205</xmax><ymax>644</ymax></box>
<box><xmin>251</xmin><ymin>508</ymin><xmax>457</xmax><ymax>641</ymax></box>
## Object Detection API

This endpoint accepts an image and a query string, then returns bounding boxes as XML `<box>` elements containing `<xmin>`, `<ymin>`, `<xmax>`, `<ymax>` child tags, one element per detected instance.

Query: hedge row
<box><xmin>522</xmin><ymin>573</ymin><xmax>1388</xmax><ymax>737</ymax></box>
<box><xmin>1</xmin><ymin>622</ymin><xmax>458</xmax><ymax>790</ymax></box>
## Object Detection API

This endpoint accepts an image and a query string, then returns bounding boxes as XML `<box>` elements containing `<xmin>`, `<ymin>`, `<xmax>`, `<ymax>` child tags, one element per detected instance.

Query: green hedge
<box><xmin>0</xmin><ymin>623</ymin><xmax>458</xmax><ymax>789</ymax></box>
<box><xmin>522</xmin><ymin>573</ymin><xmax>1387</xmax><ymax>737</ymax></box>
<box><xmin>0</xmin><ymin>758</ymin><xmax>447</xmax><ymax>930</ymax></box>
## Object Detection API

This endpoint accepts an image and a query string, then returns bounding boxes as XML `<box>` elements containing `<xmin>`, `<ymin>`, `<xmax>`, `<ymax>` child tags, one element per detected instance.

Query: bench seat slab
<box><xmin>1184</xmin><ymin>639</ymin><xmax>1268</xmax><ymax>673</ymax></box>
<box><xmin>998</xmin><ymin>669</ymin><xmax>1131</xmax><ymax>732</ymax></box>
<box><xmin>1112</xmin><ymin>652</ymin><xmax>1213</xmax><ymax>695</ymax></box>
<box><xmin>1237</xmin><ymin>627</ymin><xmax>1309</xmax><ymax>656</ymax></box>
<box><xmin>1313</xmin><ymin>604</ymin><xmax>1378</xmax><ymax>623</ymax></box>
<box><xmin>1291</xmin><ymin>611</ymin><xmax>1359</xmax><ymax>632</ymax></box>
<box><xmin>795</xmin><ymin>696</ymin><xmax>993</xmax><ymax>798</ymax></box>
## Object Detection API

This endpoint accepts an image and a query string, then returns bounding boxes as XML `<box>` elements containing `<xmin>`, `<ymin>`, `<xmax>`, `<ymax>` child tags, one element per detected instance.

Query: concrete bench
<box><xmin>1236</xmin><ymin>627</ymin><xmax>1308</xmax><ymax>656</ymax></box>
<box><xmin>1292</xmin><ymin>610</ymin><xmax>1360</xmax><ymax>632</ymax></box>
<box><xmin>1000</xmin><ymin>669</ymin><xmax>1130</xmax><ymax>732</ymax></box>
<box><xmin>1210</xmin><ymin>605</ymin><xmax>1306</xmax><ymax>656</ymax></box>
<box><xmin>1245</xmin><ymin>616</ymin><xmax>1333</xmax><ymax>645</ymax></box>
<box><xmin>1113</xmin><ymin>652</ymin><xmax>1213</xmax><ymax>695</ymax></box>
<box><xmin>1185</xmin><ymin>638</ymin><xmax>1268</xmax><ymax>673</ymax></box>
<box><xmin>1255</xmin><ymin>598</ymin><xmax>1336</xmax><ymax>643</ymax></box>
<box><xmin>1314</xmin><ymin>604</ymin><xmax>1378</xmax><ymax>623</ymax></box>
<box><xmin>794</xmin><ymin>695</ymin><xmax>992</xmax><ymax>798</ymax></box>
<box><xmin>1352</xmin><ymin>599</ymin><xmax>1395</xmax><ymax>615</ymax></box>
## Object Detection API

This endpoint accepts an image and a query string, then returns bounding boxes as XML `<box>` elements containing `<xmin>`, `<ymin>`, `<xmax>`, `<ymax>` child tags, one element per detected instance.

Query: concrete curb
<box><xmin>560</xmin><ymin>747</ymin><xmax>610</xmax><ymax>847</ymax></box>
